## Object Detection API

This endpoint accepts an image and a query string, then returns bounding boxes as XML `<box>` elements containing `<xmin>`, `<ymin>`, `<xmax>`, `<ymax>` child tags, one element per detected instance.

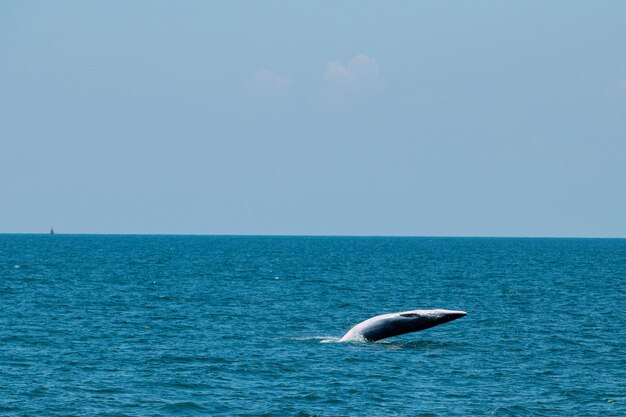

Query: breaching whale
<box><xmin>339</xmin><ymin>309</ymin><xmax>467</xmax><ymax>342</ymax></box>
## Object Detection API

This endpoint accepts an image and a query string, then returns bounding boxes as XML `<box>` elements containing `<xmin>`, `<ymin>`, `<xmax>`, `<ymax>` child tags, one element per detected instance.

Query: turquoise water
<box><xmin>1</xmin><ymin>235</ymin><xmax>625</xmax><ymax>416</ymax></box>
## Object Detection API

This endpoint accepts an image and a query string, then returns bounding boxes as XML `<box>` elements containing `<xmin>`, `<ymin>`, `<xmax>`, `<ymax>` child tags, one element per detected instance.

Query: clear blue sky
<box><xmin>1</xmin><ymin>1</ymin><xmax>625</xmax><ymax>236</ymax></box>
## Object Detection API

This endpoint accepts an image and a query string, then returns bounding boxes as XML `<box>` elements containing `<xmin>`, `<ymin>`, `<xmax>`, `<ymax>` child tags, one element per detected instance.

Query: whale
<box><xmin>339</xmin><ymin>309</ymin><xmax>467</xmax><ymax>342</ymax></box>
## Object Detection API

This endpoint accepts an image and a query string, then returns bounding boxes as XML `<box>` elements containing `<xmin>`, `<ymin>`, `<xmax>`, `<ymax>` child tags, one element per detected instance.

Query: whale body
<box><xmin>339</xmin><ymin>309</ymin><xmax>467</xmax><ymax>342</ymax></box>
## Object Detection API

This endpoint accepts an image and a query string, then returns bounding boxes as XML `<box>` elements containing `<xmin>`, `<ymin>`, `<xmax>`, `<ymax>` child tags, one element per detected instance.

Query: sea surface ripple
<box><xmin>1</xmin><ymin>235</ymin><xmax>625</xmax><ymax>416</ymax></box>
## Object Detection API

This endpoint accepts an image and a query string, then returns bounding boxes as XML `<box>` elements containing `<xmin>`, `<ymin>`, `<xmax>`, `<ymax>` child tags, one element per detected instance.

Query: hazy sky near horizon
<box><xmin>1</xmin><ymin>1</ymin><xmax>626</xmax><ymax>236</ymax></box>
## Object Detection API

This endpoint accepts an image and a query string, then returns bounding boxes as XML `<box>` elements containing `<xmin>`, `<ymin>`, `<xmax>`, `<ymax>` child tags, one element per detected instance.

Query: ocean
<box><xmin>1</xmin><ymin>235</ymin><xmax>625</xmax><ymax>416</ymax></box>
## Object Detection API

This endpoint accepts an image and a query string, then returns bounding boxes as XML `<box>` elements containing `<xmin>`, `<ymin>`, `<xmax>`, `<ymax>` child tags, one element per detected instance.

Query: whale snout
<box><xmin>438</xmin><ymin>310</ymin><xmax>467</xmax><ymax>323</ymax></box>
<box><xmin>444</xmin><ymin>310</ymin><xmax>467</xmax><ymax>320</ymax></box>
<box><xmin>447</xmin><ymin>310</ymin><xmax>467</xmax><ymax>319</ymax></box>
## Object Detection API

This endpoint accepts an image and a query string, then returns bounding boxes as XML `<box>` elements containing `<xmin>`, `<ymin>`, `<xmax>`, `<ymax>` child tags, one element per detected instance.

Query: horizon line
<box><xmin>1</xmin><ymin>232</ymin><xmax>624</xmax><ymax>239</ymax></box>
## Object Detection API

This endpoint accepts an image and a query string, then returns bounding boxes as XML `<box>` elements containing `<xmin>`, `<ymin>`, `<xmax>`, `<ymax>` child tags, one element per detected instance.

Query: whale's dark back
<box><xmin>359</xmin><ymin>312</ymin><xmax>465</xmax><ymax>342</ymax></box>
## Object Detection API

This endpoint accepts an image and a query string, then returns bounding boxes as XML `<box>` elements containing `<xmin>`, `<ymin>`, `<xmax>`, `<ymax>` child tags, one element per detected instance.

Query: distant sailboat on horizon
<box><xmin>50</xmin><ymin>227</ymin><xmax>54</xmax><ymax>235</ymax></box>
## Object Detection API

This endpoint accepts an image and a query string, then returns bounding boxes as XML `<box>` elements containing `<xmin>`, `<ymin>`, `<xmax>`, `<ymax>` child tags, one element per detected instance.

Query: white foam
<box><xmin>291</xmin><ymin>336</ymin><xmax>338</xmax><ymax>342</ymax></box>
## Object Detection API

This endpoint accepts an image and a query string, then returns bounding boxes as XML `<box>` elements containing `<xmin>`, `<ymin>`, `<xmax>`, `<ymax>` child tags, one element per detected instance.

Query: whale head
<box><xmin>398</xmin><ymin>308</ymin><xmax>467</xmax><ymax>323</ymax></box>
<box><xmin>392</xmin><ymin>309</ymin><xmax>467</xmax><ymax>332</ymax></box>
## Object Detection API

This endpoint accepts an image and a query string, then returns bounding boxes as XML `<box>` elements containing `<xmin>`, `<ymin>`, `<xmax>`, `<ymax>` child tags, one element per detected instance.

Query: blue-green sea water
<box><xmin>1</xmin><ymin>235</ymin><xmax>625</xmax><ymax>416</ymax></box>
